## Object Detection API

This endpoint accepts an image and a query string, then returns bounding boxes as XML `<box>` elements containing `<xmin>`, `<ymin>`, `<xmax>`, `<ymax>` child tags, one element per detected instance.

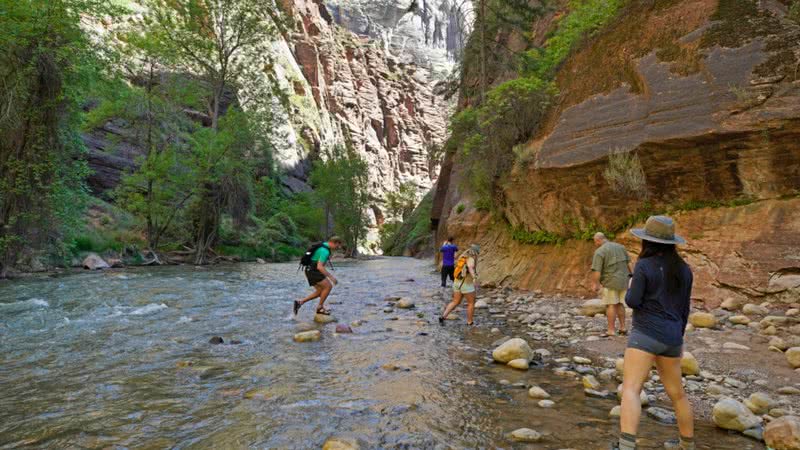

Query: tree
<box><xmin>309</xmin><ymin>145</ymin><xmax>369</xmax><ymax>257</ymax></box>
<box><xmin>132</xmin><ymin>0</ymin><xmax>281</xmax><ymax>263</ymax></box>
<box><xmin>0</xmin><ymin>0</ymin><xmax>119</xmax><ymax>276</ymax></box>
<box><xmin>385</xmin><ymin>182</ymin><xmax>418</xmax><ymax>221</ymax></box>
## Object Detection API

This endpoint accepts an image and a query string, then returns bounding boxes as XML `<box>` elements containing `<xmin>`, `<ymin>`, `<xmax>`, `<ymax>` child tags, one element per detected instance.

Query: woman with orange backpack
<box><xmin>438</xmin><ymin>244</ymin><xmax>480</xmax><ymax>326</ymax></box>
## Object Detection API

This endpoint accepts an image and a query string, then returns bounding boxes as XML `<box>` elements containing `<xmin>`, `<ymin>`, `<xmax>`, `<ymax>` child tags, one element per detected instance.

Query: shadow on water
<box><xmin>0</xmin><ymin>258</ymin><xmax>763</xmax><ymax>449</ymax></box>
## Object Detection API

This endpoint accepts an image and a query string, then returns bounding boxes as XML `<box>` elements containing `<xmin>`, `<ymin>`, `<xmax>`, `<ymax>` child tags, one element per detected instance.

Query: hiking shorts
<box><xmin>453</xmin><ymin>279</ymin><xmax>475</xmax><ymax>294</ymax></box>
<box><xmin>602</xmin><ymin>287</ymin><xmax>626</xmax><ymax>305</ymax></box>
<box><xmin>305</xmin><ymin>268</ymin><xmax>326</xmax><ymax>287</ymax></box>
<box><xmin>627</xmin><ymin>328</ymin><xmax>682</xmax><ymax>358</ymax></box>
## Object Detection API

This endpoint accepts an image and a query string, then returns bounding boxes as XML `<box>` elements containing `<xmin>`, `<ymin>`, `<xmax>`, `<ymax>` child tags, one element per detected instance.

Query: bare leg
<box><xmin>441</xmin><ymin>291</ymin><xmax>463</xmax><ymax>319</ymax></box>
<box><xmin>465</xmin><ymin>292</ymin><xmax>476</xmax><ymax>325</ymax></box>
<box><xmin>606</xmin><ymin>304</ymin><xmax>617</xmax><ymax>335</ymax></box>
<box><xmin>299</xmin><ymin>285</ymin><xmax>323</xmax><ymax>304</ymax></box>
<box><xmin>620</xmin><ymin>347</ymin><xmax>657</xmax><ymax>436</ymax></box>
<box><xmin>656</xmin><ymin>355</ymin><xmax>694</xmax><ymax>439</ymax></box>
<box><xmin>615</xmin><ymin>303</ymin><xmax>627</xmax><ymax>332</ymax></box>
<box><xmin>316</xmin><ymin>279</ymin><xmax>333</xmax><ymax>312</ymax></box>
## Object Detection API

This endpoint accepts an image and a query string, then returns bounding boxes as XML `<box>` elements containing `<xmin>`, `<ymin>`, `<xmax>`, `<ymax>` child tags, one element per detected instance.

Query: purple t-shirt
<box><xmin>440</xmin><ymin>243</ymin><xmax>458</xmax><ymax>267</ymax></box>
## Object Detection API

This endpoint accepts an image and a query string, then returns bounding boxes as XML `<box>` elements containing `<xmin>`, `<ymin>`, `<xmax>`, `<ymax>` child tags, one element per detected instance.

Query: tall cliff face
<box><xmin>271</xmin><ymin>0</ymin><xmax>449</xmax><ymax>249</ymax></box>
<box><xmin>436</xmin><ymin>0</ymin><xmax>800</xmax><ymax>307</ymax></box>
<box><xmin>324</xmin><ymin>0</ymin><xmax>470</xmax><ymax>79</ymax></box>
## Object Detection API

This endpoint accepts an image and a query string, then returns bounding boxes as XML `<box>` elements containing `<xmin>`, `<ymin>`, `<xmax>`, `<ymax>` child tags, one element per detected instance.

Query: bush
<box><xmin>603</xmin><ymin>148</ymin><xmax>648</xmax><ymax>198</ymax></box>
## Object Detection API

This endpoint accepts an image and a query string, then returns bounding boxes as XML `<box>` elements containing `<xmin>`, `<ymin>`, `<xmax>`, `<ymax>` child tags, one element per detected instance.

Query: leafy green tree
<box><xmin>385</xmin><ymin>182</ymin><xmax>418</xmax><ymax>221</ymax></box>
<box><xmin>310</xmin><ymin>145</ymin><xmax>369</xmax><ymax>257</ymax></box>
<box><xmin>0</xmin><ymin>0</ymin><xmax>119</xmax><ymax>275</ymax></box>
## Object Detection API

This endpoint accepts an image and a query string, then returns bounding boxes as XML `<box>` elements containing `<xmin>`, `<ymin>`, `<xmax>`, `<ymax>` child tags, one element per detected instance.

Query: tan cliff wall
<box><xmin>434</xmin><ymin>0</ymin><xmax>800</xmax><ymax>307</ymax></box>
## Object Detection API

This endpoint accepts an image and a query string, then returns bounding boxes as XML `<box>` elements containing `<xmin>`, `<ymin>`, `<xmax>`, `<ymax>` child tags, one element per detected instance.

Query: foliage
<box><xmin>791</xmin><ymin>1</ymin><xmax>800</xmax><ymax>24</ymax></box>
<box><xmin>381</xmin><ymin>190</ymin><xmax>434</xmax><ymax>256</ymax></box>
<box><xmin>510</xmin><ymin>227</ymin><xmax>564</xmax><ymax>245</ymax></box>
<box><xmin>0</xmin><ymin>0</ymin><xmax>122</xmax><ymax>275</ymax></box>
<box><xmin>455</xmin><ymin>204</ymin><xmax>466</xmax><ymax>214</ymax></box>
<box><xmin>602</xmin><ymin>147</ymin><xmax>648</xmax><ymax>198</ymax></box>
<box><xmin>385</xmin><ymin>182</ymin><xmax>418</xmax><ymax>221</ymax></box>
<box><xmin>309</xmin><ymin>145</ymin><xmax>370</xmax><ymax>256</ymax></box>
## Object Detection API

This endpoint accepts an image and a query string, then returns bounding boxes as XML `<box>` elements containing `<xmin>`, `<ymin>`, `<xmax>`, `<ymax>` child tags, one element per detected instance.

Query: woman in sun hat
<box><xmin>613</xmin><ymin>216</ymin><xmax>695</xmax><ymax>450</ymax></box>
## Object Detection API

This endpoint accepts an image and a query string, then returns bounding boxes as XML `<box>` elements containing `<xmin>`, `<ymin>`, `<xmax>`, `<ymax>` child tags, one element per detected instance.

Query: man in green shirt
<box><xmin>591</xmin><ymin>232</ymin><xmax>632</xmax><ymax>337</ymax></box>
<box><xmin>294</xmin><ymin>237</ymin><xmax>342</xmax><ymax>316</ymax></box>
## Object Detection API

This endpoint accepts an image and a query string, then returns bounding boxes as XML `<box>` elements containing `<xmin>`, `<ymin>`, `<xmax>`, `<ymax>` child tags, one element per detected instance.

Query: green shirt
<box><xmin>591</xmin><ymin>241</ymin><xmax>631</xmax><ymax>291</ymax></box>
<box><xmin>311</xmin><ymin>243</ymin><xmax>331</xmax><ymax>264</ymax></box>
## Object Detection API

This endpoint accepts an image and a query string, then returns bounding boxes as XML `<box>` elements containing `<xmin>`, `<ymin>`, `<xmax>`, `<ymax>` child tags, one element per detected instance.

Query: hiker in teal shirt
<box><xmin>294</xmin><ymin>237</ymin><xmax>342</xmax><ymax>316</ymax></box>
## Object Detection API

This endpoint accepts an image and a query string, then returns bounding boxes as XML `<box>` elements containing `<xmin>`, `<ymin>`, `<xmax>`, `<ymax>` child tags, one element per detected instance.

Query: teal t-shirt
<box><xmin>311</xmin><ymin>243</ymin><xmax>331</xmax><ymax>264</ymax></box>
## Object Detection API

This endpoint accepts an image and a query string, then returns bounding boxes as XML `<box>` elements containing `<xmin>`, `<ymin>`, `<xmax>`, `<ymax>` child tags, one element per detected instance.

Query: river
<box><xmin>0</xmin><ymin>258</ymin><xmax>762</xmax><ymax>449</ymax></box>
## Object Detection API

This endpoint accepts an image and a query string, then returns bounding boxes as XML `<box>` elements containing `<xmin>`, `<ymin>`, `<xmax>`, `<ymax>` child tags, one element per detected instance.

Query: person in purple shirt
<box><xmin>439</xmin><ymin>237</ymin><xmax>458</xmax><ymax>287</ymax></box>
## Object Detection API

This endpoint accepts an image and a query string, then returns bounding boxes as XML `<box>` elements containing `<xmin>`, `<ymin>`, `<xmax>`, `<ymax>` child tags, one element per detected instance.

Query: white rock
<box><xmin>528</xmin><ymin>386</ymin><xmax>550</xmax><ymax>399</ymax></box>
<box><xmin>573</xmin><ymin>356</ymin><xmax>592</xmax><ymax>365</ymax></box>
<box><xmin>742</xmin><ymin>303</ymin><xmax>769</xmax><ymax>316</ymax></box>
<box><xmin>397</xmin><ymin>298</ymin><xmax>415</xmax><ymax>309</ymax></box>
<box><xmin>712</xmin><ymin>397</ymin><xmax>762</xmax><ymax>431</ymax></box>
<box><xmin>610</xmin><ymin>405</ymin><xmax>621</xmax><ymax>417</ymax></box>
<box><xmin>581</xmin><ymin>299</ymin><xmax>606</xmax><ymax>316</ymax></box>
<box><xmin>722</xmin><ymin>342</ymin><xmax>751</xmax><ymax>351</ymax></box>
<box><xmin>507</xmin><ymin>359</ymin><xmax>530</xmax><ymax>370</ymax></box>
<box><xmin>538</xmin><ymin>399</ymin><xmax>555</xmax><ymax>408</ymax></box>
<box><xmin>474</xmin><ymin>299</ymin><xmax>489</xmax><ymax>309</ymax></box>
<box><xmin>510</xmin><ymin>428</ymin><xmax>542</xmax><ymax>442</ymax></box>
<box><xmin>492</xmin><ymin>338</ymin><xmax>533</xmax><ymax>363</ymax></box>
<box><xmin>293</xmin><ymin>330</ymin><xmax>321</xmax><ymax>343</ymax></box>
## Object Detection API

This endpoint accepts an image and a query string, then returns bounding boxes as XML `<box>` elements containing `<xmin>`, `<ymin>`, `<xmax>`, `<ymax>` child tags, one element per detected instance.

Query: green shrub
<box><xmin>455</xmin><ymin>204</ymin><xmax>465</xmax><ymax>214</ymax></box>
<box><xmin>603</xmin><ymin>148</ymin><xmax>648</xmax><ymax>198</ymax></box>
<box><xmin>790</xmin><ymin>1</ymin><xmax>800</xmax><ymax>23</ymax></box>
<box><xmin>510</xmin><ymin>227</ymin><xmax>564</xmax><ymax>245</ymax></box>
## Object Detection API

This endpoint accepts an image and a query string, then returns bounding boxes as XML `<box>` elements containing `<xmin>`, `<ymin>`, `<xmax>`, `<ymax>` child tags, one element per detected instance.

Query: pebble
<box><xmin>322</xmin><ymin>436</ymin><xmax>361</xmax><ymax>450</ymax></box>
<box><xmin>572</xmin><ymin>356</ymin><xmax>592</xmax><ymax>365</ymax></box>
<box><xmin>688</xmin><ymin>312</ymin><xmax>717</xmax><ymax>328</ymax></box>
<box><xmin>742</xmin><ymin>303</ymin><xmax>769</xmax><ymax>316</ymax></box>
<box><xmin>584</xmin><ymin>389</ymin><xmax>612</xmax><ymax>399</ymax></box>
<box><xmin>538</xmin><ymin>399</ymin><xmax>555</xmax><ymax>408</ymax></box>
<box><xmin>777</xmin><ymin>386</ymin><xmax>800</xmax><ymax>395</ymax></box>
<box><xmin>492</xmin><ymin>338</ymin><xmax>534</xmax><ymax>363</ymax></box>
<box><xmin>510</xmin><ymin>428</ymin><xmax>542</xmax><ymax>442</ymax></box>
<box><xmin>787</xmin><ymin>347</ymin><xmax>800</xmax><ymax>368</ymax></box>
<box><xmin>528</xmin><ymin>386</ymin><xmax>550</xmax><ymax>399</ymax></box>
<box><xmin>728</xmin><ymin>315</ymin><xmax>751</xmax><ymax>325</ymax></box>
<box><xmin>582</xmin><ymin>375</ymin><xmax>601</xmax><ymax>390</ymax></box>
<box><xmin>646</xmin><ymin>406</ymin><xmax>677</xmax><ymax>424</ymax></box>
<box><xmin>610</xmin><ymin>405</ymin><xmax>621</xmax><ymax>417</ymax></box>
<box><xmin>335</xmin><ymin>324</ymin><xmax>353</xmax><ymax>334</ymax></box>
<box><xmin>722</xmin><ymin>342</ymin><xmax>751</xmax><ymax>351</ymax></box>
<box><xmin>507</xmin><ymin>359</ymin><xmax>530</xmax><ymax>370</ymax></box>
<box><xmin>293</xmin><ymin>330</ymin><xmax>321</xmax><ymax>343</ymax></box>
<box><xmin>681</xmin><ymin>352</ymin><xmax>700</xmax><ymax>376</ymax></box>
<box><xmin>723</xmin><ymin>377</ymin><xmax>746</xmax><ymax>389</ymax></box>
<box><xmin>397</xmin><ymin>298</ymin><xmax>415</xmax><ymax>309</ymax></box>
<box><xmin>744</xmin><ymin>392</ymin><xmax>774</xmax><ymax>415</ymax></box>
<box><xmin>314</xmin><ymin>314</ymin><xmax>337</xmax><ymax>324</ymax></box>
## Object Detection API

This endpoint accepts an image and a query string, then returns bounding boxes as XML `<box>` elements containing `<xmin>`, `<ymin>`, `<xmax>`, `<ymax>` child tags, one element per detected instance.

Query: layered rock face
<box><xmin>435</xmin><ymin>0</ymin><xmax>800</xmax><ymax>306</ymax></box>
<box><xmin>325</xmin><ymin>0</ymin><xmax>471</xmax><ymax>78</ymax></box>
<box><xmin>272</xmin><ymin>0</ymin><xmax>449</xmax><ymax>249</ymax></box>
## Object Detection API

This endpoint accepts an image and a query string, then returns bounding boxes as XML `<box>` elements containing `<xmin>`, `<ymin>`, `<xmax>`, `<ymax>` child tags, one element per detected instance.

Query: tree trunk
<box><xmin>479</xmin><ymin>0</ymin><xmax>487</xmax><ymax>102</ymax></box>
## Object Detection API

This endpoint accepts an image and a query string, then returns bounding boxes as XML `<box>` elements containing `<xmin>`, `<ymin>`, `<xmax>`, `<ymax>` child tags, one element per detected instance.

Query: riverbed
<box><xmin>0</xmin><ymin>258</ymin><xmax>762</xmax><ymax>448</ymax></box>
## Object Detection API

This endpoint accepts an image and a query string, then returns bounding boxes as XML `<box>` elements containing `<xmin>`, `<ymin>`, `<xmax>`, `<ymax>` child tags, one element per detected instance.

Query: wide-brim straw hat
<box><xmin>630</xmin><ymin>215</ymin><xmax>686</xmax><ymax>245</ymax></box>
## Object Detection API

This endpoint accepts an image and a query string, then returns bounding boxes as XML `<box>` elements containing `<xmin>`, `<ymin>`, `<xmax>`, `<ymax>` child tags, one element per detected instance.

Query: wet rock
<box><xmin>350</xmin><ymin>320</ymin><xmax>365</xmax><ymax>327</ymax></box>
<box><xmin>610</xmin><ymin>405</ymin><xmax>621</xmax><ymax>417</ymax></box>
<box><xmin>723</xmin><ymin>377</ymin><xmax>746</xmax><ymax>389</ymax></box>
<box><xmin>209</xmin><ymin>336</ymin><xmax>224</xmax><ymax>345</ymax></box>
<box><xmin>397</xmin><ymin>298</ymin><xmax>415</xmax><ymax>309</ymax></box>
<box><xmin>490</xmin><ymin>327</ymin><xmax>500</xmax><ymax>334</ymax></box>
<box><xmin>528</xmin><ymin>386</ymin><xmax>550</xmax><ymax>399</ymax></box>
<box><xmin>383</xmin><ymin>307</ymin><xmax>394</xmax><ymax>313</ymax></box>
<box><xmin>510</xmin><ymin>428</ymin><xmax>542</xmax><ymax>443</ymax></box>
<box><xmin>584</xmin><ymin>389</ymin><xmax>612</xmax><ymax>399</ymax></box>
<box><xmin>646</xmin><ymin>406</ymin><xmax>677</xmax><ymax>424</ymax></box>
<box><xmin>538</xmin><ymin>399</ymin><xmax>555</xmax><ymax>408</ymax></box>
<box><xmin>314</xmin><ymin>314</ymin><xmax>338</xmax><ymax>324</ymax></box>
<box><xmin>787</xmin><ymin>347</ymin><xmax>800</xmax><ymax>368</ymax></box>
<box><xmin>771</xmin><ymin>337</ymin><xmax>790</xmax><ymax>350</ymax></box>
<box><xmin>492</xmin><ymin>338</ymin><xmax>533</xmax><ymax>363</ymax></box>
<box><xmin>729</xmin><ymin>315</ymin><xmax>751</xmax><ymax>325</ymax></box>
<box><xmin>688</xmin><ymin>312</ymin><xmax>716</xmax><ymax>328</ymax></box>
<box><xmin>582</xmin><ymin>375</ymin><xmax>601</xmax><ymax>390</ymax></box>
<box><xmin>82</xmin><ymin>253</ymin><xmax>110</xmax><ymax>270</ymax></box>
<box><xmin>743</xmin><ymin>303</ymin><xmax>769</xmax><ymax>316</ymax></box>
<box><xmin>722</xmin><ymin>342</ymin><xmax>750</xmax><ymax>351</ymax></box>
<box><xmin>713</xmin><ymin>397</ymin><xmax>762</xmax><ymax>432</ymax></box>
<box><xmin>335</xmin><ymin>324</ymin><xmax>353</xmax><ymax>334</ymax></box>
<box><xmin>615</xmin><ymin>358</ymin><xmax>625</xmax><ymax>374</ymax></box>
<box><xmin>293</xmin><ymin>330</ymin><xmax>321</xmax><ymax>342</ymax></box>
<box><xmin>580</xmin><ymin>299</ymin><xmax>606</xmax><ymax>317</ymax></box>
<box><xmin>742</xmin><ymin>426</ymin><xmax>764</xmax><ymax>442</ymax></box>
<box><xmin>680</xmin><ymin>351</ymin><xmax>700</xmax><ymax>376</ymax></box>
<box><xmin>778</xmin><ymin>386</ymin><xmax>800</xmax><ymax>395</ymax></box>
<box><xmin>475</xmin><ymin>300</ymin><xmax>489</xmax><ymax>309</ymax></box>
<box><xmin>707</xmin><ymin>384</ymin><xmax>732</xmax><ymax>396</ymax></box>
<box><xmin>764</xmin><ymin>415</ymin><xmax>800</xmax><ymax>450</ymax></box>
<box><xmin>507</xmin><ymin>359</ymin><xmax>530</xmax><ymax>370</ymax></box>
<box><xmin>745</xmin><ymin>392</ymin><xmax>775</xmax><ymax>415</ymax></box>
<box><xmin>572</xmin><ymin>356</ymin><xmax>592</xmax><ymax>365</ymax></box>
<box><xmin>322</xmin><ymin>436</ymin><xmax>361</xmax><ymax>450</ymax></box>
<box><xmin>534</xmin><ymin>348</ymin><xmax>551</xmax><ymax>358</ymax></box>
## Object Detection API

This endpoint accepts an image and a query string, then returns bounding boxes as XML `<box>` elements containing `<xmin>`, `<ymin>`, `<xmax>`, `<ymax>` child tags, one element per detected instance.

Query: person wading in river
<box><xmin>591</xmin><ymin>232</ymin><xmax>633</xmax><ymax>337</ymax></box>
<box><xmin>294</xmin><ymin>237</ymin><xmax>342</xmax><ymax>316</ymax></box>
<box><xmin>439</xmin><ymin>237</ymin><xmax>458</xmax><ymax>288</ymax></box>
<box><xmin>438</xmin><ymin>244</ymin><xmax>480</xmax><ymax>326</ymax></box>
<box><xmin>613</xmin><ymin>216</ymin><xmax>694</xmax><ymax>450</ymax></box>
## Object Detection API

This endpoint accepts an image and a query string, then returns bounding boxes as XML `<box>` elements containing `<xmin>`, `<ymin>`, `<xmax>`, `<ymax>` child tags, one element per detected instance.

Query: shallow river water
<box><xmin>0</xmin><ymin>258</ymin><xmax>763</xmax><ymax>449</ymax></box>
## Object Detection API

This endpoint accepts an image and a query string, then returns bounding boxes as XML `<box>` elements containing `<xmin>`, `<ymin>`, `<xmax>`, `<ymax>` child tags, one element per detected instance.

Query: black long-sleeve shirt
<box><xmin>625</xmin><ymin>255</ymin><xmax>693</xmax><ymax>347</ymax></box>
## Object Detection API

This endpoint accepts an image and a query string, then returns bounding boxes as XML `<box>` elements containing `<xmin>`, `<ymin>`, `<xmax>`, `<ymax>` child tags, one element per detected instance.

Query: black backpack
<box><xmin>299</xmin><ymin>242</ymin><xmax>333</xmax><ymax>270</ymax></box>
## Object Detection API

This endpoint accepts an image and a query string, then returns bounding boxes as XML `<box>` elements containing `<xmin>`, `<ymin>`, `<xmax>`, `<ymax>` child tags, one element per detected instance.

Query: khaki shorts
<box><xmin>453</xmin><ymin>280</ymin><xmax>476</xmax><ymax>294</ymax></box>
<box><xmin>602</xmin><ymin>287</ymin><xmax>626</xmax><ymax>305</ymax></box>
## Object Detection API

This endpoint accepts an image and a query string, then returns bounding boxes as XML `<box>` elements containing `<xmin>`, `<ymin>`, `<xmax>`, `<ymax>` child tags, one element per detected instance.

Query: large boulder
<box><xmin>581</xmin><ymin>299</ymin><xmax>607</xmax><ymax>316</ymax></box>
<box><xmin>787</xmin><ymin>347</ymin><xmax>800</xmax><ymax>368</ymax></box>
<box><xmin>492</xmin><ymin>337</ymin><xmax>534</xmax><ymax>363</ymax></box>
<box><xmin>680</xmin><ymin>351</ymin><xmax>700</xmax><ymax>376</ymax></box>
<box><xmin>712</xmin><ymin>397</ymin><xmax>762</xmax><ymax>432</ymax></box>
<box><xmin>82</xmin><ymin>253</ymin><xmax>110</xmax><ymax>270</ymax></box>
<box><xmin>765</xmin><ymin>416</ymin><xmax>800</xmax><ymax>450</ymax></box>
<box><xmin>688</xmin><ymin>312</ymin><xmax>717</xmax><ymax>328</ymax></box>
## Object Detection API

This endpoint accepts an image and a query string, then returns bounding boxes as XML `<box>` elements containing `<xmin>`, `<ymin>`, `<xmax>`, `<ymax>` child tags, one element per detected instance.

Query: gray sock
<box><xmin>619</xmin><ymin>433</ymin><xmax>637</xmax><ymax>450</ymax></box>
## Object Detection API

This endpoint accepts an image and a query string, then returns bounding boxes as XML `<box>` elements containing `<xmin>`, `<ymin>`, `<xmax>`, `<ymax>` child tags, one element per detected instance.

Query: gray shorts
<box><xmin>627</xmin><ymin>328</ymin><xmax>682</xmax><ymax>358</ymax></box>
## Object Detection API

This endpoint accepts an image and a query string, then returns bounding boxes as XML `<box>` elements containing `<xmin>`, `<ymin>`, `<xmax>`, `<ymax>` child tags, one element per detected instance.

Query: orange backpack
<box><xmin>453</xmin><ymin>255</ymin><xmax>469</xmax><ymax>280</ymax></box>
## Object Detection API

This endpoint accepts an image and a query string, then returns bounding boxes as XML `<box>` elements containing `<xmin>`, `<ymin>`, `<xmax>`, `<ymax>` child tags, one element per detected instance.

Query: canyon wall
<box><xmin>435</xmin><ymin>0</ymin><xmax>800</xmax><ymax>307</ymax></box>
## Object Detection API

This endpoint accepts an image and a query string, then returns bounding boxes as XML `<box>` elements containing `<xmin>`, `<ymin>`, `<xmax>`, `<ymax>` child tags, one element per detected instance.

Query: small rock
<box><xmin>475</xmin><ymin>299</ymin><xmax>489</xmax><ymax>309</ymax></box>
<box><xmin>778</xmin><ymin>386</ymin><xmax>800</xmax><ymax>396</ymax></box>
<box><xmin>573</xmin><ymin>356</ymin><xmax>592</xmax><ymax>365</ymax></box>
<box><xmin>322</xmin><ymin>436</ymin><xmax>361</xmax><ymax>450</ymax></box>
<box><xmin>490</xmin><ymin>327</ymin><xmax>500</xmax><ymax>334</ymax></box>
<box><xmin>787</xmin><ymin>308</ymin><xmax>800</xmax><ymax>317</ymax></box>
<box><xmin>492</xmin><ymin>338</ymin><xmax>534</xmax><ymax>363</ymax></box>
<box><xmin>293</xmin><ymin>330</ymin><xmax>321</xmax><ymax>343</ymax></box>
<box><xmin>580</xmin><ymin>299</ymin><xmax>606</xmax><ymax>317</ymax></box>
<box><xmin>315</xmin><ymin>314</ymin><xmax>338</xmax><ymax>324</ymax></box>
<box><xmin>787</xmin><ymin>347</ymin><xmax>800</xmax><ymax>368</ymax></box>
<box><xmin>713</xmin><ymin>397</ymin><xmax>763</xmax><ymax>432</ymax></box>
<box><xmin>335</xmin><ymin>324</ymin><xmax>353</xmax><ymax>334</ymax></box>
<box><xmin>610</xmin><ymin>405</ymin><xmax>622</xmax><ymax>417</ymax></box>
<box><xmin>745</xmin><ymin>392</ymin><xmax>774</xmax><ymax>415</ymax></box>
<box><xmin>721</xmin><ymin>297</ymin><xmax>742</xmax><ymax>310</ymax></box>
<box><xmin>584</xmin><ymin>389</ymin><xmax>612</xmax><ymax>399</ymax></box>
<box><xmin>528</xmin><ymin>386</ymin><xmax>551</xmax><ymax>399</ymax></box>
<box><xmin>383</xmin><ymin>307</ymin><xmax>394</xmax><ymax>313</ymax></box>
<box><xmin>729</xmin><ymin>315</ymin><xmax>751</xmax><ymax>325</ymax></box>
<box><xmin>724</xmin><ymin>377</ymin><xmax>746</xmax><ymax>389</ymax></box>
<box><xmin>707</xmin><ymin>384</ymin><xmax>732</xmax><ymax>396</ymax></box>
<box><xmin>464</xmin><ymin>380</ymin><xmax>477</xmax><ymax>386</ymax></box>
<box><xmin>615</xmin><ymin>358</ymin><xmax>625</xmax><ymax>374</ymax></box>
<box><xmin>722</xmin><ymin>342</ymin><xmax>751</xmax><ymax>351</ymax></box>
<box><xmin>681</xmin><ymin>351</ymin><xmax>700</xmax><ymax>376</ymax></box>
<box><xmin>510</xmin><ymin>428</ymin><xmax>542</xmax><ymax>443</ymax></box>
<box><xmin>533</xmin><ymin>348</ymin><xmax>551</xmax><ymax>358</ymax></box>
<box><xmin>397</xmin><ymin>298</ymin><xmax>415</xmax><ymax>309</ymax></box>
<box><xmin>771</xmin><ymin>337</ymin><xmax>790</xmax><ymax>351</ymax></box>
<box><xmin>507</xmin><ymin>359</ymin><xmax>530</xmax><ymax>370</ymax></box>
<box><xmin>646</xmin><ymin>406</ymin><xmax>677</xmax><ymax>424</ymax></box>
<box><xmin>538</xmin><ymin>399</ymin><xmax>555</xmax><ymax>408</ymax></box>
<box><xmin>742</xmin><ymin>426</ymin><xmax>764</xmax><ymax>442</ymax></box>
<box><xmin>209</xmin><ymin>336</ymin><xmax>224</xmax><ymax>345</ymax></box>
<box><xmin>689</xmin><ymin>312</ymin><xmax>717</xmax><ymax>328</ymax></box>
<box><xmin>762</xmin><ymin>325</ymin><xmax>778</xmax><ymax>336</ymax></box>
<box><xmin>764</xmin><ymin>415</ymin><xmax>800</xmax><ymax>450</ymax></box>
<box><xmin>582</xmin><ymin>375</ymin><xmax>601</xmax><ymax>390</ymax></box>
<box><xmin>743</xmin><ymin>303</ymin><xmax>769</xmax><ymax>316</ymax></box>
